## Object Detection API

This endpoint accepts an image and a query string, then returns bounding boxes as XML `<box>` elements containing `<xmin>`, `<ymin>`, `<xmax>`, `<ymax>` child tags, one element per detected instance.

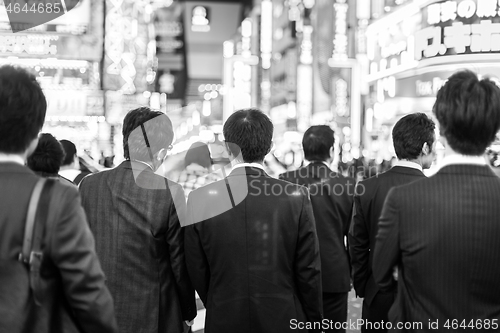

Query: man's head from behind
<box><xmin>392</xmin><ymin>113</ymin><xmax>436</xmax><ymax>168</ymax></box>
<box><xmin>302</xmin><ymin>125</ymin><xmax>335</xmax><ymax>162</ymax></box>
<box><xmin>27</xmin><ymin>133</ymin><xmax>65</xmax><ymax>176</ymax></box>
<box><xmin>60</xmin><ymin>139</ymin><xmax>78</xmax><ymax>168</ymax></box>
<box><xmin>123</xmin><ymin>107</ymin><xmax>174</xmax><ymax>169</ymax></box>
<box><xmin>433</xmin><ymin>70</ymin><xmax>500</xmax><ymax>156</ymax></box>
<box><xmin>185</xmin><ymin>141</ymin><xmax>212</xmax><ymax>169</ymax></box>
<box><xmin>223</xmin><ymin>108</ymin><xmax>273</xmax><ymax>163</ymax></box>
<box><xmin>0</xmin><ymin>65</ymin><xmax>47</xmax><ymax>156</ymax></box>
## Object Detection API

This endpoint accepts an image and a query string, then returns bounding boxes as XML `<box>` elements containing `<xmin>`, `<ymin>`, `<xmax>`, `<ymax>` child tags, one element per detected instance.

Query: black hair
<box><xmin>123</xmin><ymin>107</ymin><xmax>174</xmax><ymax>161</ymax></box>
<box><xmin>433</xmin><ymin>70</ymin><xmax>500</xmax><ymax>155</ymax></box>
<box><xmin>60</xmin><ymin>139</ymin><xmax>77</xmax><ymax>166</ymax></box>
<box><xmin>0</xmin><ymin>65</ymin><xmax>47</xmax><ymax>154</ymax></box>
<box><xmin>302</xmin><ymin>125</ymin><xmax>335</xmax><ymax>161</ymax></box>
<box><xmin>27</xmin><ymin>133</ymin><xmax>66</xmax><ymax>175</ymax></box>
<box><xmin>185</xmin><ymin>141</ymin><xmax>212</xmax><ymax>169</ymax></box>
<box><xmin>392</xmin><ymin>113</ymin><xmax>436</xmax><ymax>160</ymax></box>
<box><xmin>223</xmin><ymin>108</ymin><xmax>273</xmax><ymax>163</ymax></box>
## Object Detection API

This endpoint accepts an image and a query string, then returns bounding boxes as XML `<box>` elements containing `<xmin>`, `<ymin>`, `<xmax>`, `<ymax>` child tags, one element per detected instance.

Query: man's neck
<box><xmin>0</xmin><ymin>152</ymin><xmax>26</xmax><ymax>165</ymax></box>
<box><xmin>60</xmin><ymin>164</ymin><xmax>76</xmax><ymax>171</ymax></box>
<box><xmin>403</xmin><ymin>158</ymin><xmax>422</xmax><ymax>167</ymax></box>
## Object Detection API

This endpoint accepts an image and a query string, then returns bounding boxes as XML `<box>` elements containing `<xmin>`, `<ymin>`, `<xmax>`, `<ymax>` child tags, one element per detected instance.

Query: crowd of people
<box><xmin>2</xmin><ymin>64</ymin><xmax>500</xmax><ymax>333</ymax></box>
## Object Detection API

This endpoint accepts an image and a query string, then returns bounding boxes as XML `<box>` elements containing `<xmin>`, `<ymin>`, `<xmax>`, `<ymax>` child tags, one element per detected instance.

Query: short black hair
<box><xmin>0</xmin><ymin>65</ymin><xmax>47</xmax><ymax>154</ymax></box>
<box><xmin>392</xmin><ymin>113</ymin><xmax>435</xmax><ymax>160</ymax></box>
<box><xmin>60</xmin><ymin>139</ymin><xmax>77</xmax><ymax>166</ymax></box>
<box><xmin>302</xmin><ymin>125</ymin><xmax>335</xmax><ymax>161</ymax></box>
<box><xmin>433</xmin><ymin>70</ymin><xmax>500</xmax><ymax>155</ymax></box>
<box><xmin>27</xmin><ymin>133</ymin><xmax>66</xmax><ymax>175</ymax></box>
<box><xmin>185</xmin><ymin>141</ymin><xmax>212</xmax><ymax>169</ymax></box>
<box><xmin>223</xmin><ymin>108</ymin><xmax>273</xmax><ymax>163</ymax></box>
<box><xmin>123</xmin><ymin>107</ymin><xmax>174</xmax><ymax>161</ymax></box>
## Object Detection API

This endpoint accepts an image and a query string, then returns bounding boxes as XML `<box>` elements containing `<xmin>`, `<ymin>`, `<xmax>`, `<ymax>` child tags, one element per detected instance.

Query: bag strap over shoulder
<box><xmin>19</xmin><ymin>178</ymin><xmax>47</xmax><ymax>263</ymax></box>
<box><xmin>18</xmin><ymin>177</ymin><xmax>56</xmax><ymax>306</ymax></box>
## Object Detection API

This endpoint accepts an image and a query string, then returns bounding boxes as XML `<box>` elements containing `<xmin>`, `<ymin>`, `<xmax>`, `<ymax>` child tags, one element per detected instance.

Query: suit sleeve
<box><xmin>50</xmin><ymin>185</ymin><xmax>118</xmax><ymax>333</ymax></box>
<box><xmin>166</xmin><ymin>185</ymin><xmax>197</xmax><ymax>321</ymax></box>
<box><xmin>373</xmin><ymin>187</ymin><xmax>400</xmax><ymax>292</ymax></box>
<box><xmin>184</xmin><ymin>192</ymin><xmax>211</xmax><ymax>306</ymax></box>
<box><xmin>294</xmin><ymin>188</ymin><xmax>323</xmax><ymax>328</ymax></box>
<box><xmin>349</xmin><ymin>187</ymin><xmax>370</xmax><ymax>297</ymax></box>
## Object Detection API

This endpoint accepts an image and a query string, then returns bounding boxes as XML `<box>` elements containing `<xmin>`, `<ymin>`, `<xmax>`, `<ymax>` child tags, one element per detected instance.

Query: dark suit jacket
<box><xmin>0</xmin><ymin>162</ymin><xmax>117</xmax><ymax>333</ymax></box>
<box><xmin>374</xmin><ymin>165</ymin><xmax>500</xmax><ymax>331</ymax></box>
<box><xmin>185</xmin><ymin>167</ymin><xmax>323</xmax><ymax>333</ymax></box>
<box><xmin>79</xmin><ymin>161</ymin><xmax>196</xmax><ymax>333</ymax></box>
<box><xmin>349</xmin><ymin>166</ymin><xmax>425</xmax><ymax>303</ymax></box>
<box><xmin>281</xmin><ymin>162</ymin><xmax>355</xmax><ymax>293</ymax></box>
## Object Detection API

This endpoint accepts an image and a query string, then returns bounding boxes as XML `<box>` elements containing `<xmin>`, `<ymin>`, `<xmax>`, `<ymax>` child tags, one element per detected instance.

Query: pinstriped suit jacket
<box><xmin>79</xmin><ymin>161</ymin><xmax>196</xmax><ymax>333</ymax></box>
<box><xmin>374</xmin><ymin>165</ymin><xmax>500</xmax><ymax>332</ymax></box>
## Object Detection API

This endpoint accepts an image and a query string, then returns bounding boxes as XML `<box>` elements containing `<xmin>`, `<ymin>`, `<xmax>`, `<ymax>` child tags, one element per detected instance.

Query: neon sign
<box><xmin>367</xmin><ymin>0</ymin><xmax>500</xmax><ymax>80</ymax></box>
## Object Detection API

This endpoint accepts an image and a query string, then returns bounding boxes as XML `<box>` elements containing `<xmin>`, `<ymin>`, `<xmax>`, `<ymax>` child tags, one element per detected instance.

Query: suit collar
<box><xmin>306</xmin><ymin>161</ymin><xmax>333</xmax><ymax>177</ymax></box>
<box><xmin>121</xmin><ymin>160</ymin><xmax>156</xmax><ymax>173</ymax></box>
<box><xmin>229</xmin><ymin>166</ymin><xmax>267</xmax><ymax>177</ymax></box>
<box><xmin>388</xmin><ymin>166</ymin><xmax>425</xmax><ymax>177</ymax></box>
<box><xmin>437</xmin><ymin>164</ymin><xmax>497</xmax><ymax>177</ymax></box>
<box><xmin>393</xmin><ymin>160</ymin><xmax>423</xmax><ymax>172</ymax></box>
<box><xmin>0</xmin><ymin>162</ymin><xmax>35</xmax><ymax>175</ymax></box>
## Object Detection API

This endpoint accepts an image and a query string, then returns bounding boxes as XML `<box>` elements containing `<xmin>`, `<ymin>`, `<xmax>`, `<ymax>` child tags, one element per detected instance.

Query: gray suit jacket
<box><xmin>80</xmin><ymin>161</ymin><xmax>196</xmax><ymax>333</ymax></box>
<box><xmin>0</xmin><ymin>162</ymin><xmax>117</xmax><ymax>333</ymax></box>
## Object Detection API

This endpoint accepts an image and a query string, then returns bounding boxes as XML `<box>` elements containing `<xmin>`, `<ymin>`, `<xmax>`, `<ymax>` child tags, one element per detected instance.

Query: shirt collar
<box><xmin>394</xmin><ymin>160</ymin><xmax>423</xmax><ymax>172</ymax></box>
<box><xmin>231</xmin><ymin>162</ymin><xmax>265</xmax><ymax>172</ymax></box>
<box><xmin>0</xmin><ymin>153</ymin><xmax>25</xmax><ymax>165</ymax></box>
<box><xmin>439</xmin><ymin>153</ymin><xmax>487</xmax><ymax>169</ymax></box>
<box><xmin>309</xmin><ymin>160</ymin><xmax>331</xmax><ymax>168</ymax></box>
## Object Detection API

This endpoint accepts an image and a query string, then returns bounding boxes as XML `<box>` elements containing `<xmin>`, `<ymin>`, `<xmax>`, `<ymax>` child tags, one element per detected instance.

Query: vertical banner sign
<box><xmin>154</xmin><ymin>3</ymin><xmax>187</xmax><ymax>101</ymax></box>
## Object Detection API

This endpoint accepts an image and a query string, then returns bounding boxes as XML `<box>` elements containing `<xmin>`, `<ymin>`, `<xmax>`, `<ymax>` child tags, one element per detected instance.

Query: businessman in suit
<box><xmin>0</xmin><ymin>65</ymin><xmax>117</xmax><ymax>332</ymax></box>
<box><xmin>80</xmin><ymin>107</ymin><xmax>196</xmax><ymax>333</ymax></box>
<box><xmin>279</xmin><ymin>125</ymin><xmax>339</xmax><ymax>186</ymax></box>
<box><xmin>349</xmin><ymin>113</ymin><xmax>436</xmax><ymax>332</ymax></box>
<box><xmin>373</xmin><ymin>70</ymin><xmax>500</xmax><ymax>331</ymax></box>
<box><xmin>281</xmin><ymin>125</ymin><xmax>355</xmax><ymax>331</ymax></box>
<box><xmin>185</xmin><ymin>109</ymin><xmax>323</xmax><ymax>333</ymax></box>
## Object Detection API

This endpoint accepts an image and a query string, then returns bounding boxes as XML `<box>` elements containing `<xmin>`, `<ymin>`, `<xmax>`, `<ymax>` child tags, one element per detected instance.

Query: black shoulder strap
<box><xmin>19</xmin><ymin>178</ymin><xmax>55</xmax><ymax>306</ymax></box>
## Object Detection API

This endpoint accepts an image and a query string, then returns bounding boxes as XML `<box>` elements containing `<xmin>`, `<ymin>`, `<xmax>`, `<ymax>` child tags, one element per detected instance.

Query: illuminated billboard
<box><xmin>367</xmin><ymin>0</ymin><xmax>500</xmax><ymax>82</ymax></box>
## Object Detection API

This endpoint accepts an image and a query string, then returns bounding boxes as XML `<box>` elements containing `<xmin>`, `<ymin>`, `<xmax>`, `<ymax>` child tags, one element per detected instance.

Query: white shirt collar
<box><xmin>309</xmin><ymin>160</ymin><xmax>331</xmax><ymax>168</ymax></box>
<box><xmin>439</xmin><ymin>154</ymin><xmax>487</xmax><ymax>169</ymax></box>
<box><xmin>394</xmin><ymin>160</ymin><xmax>423</xmax><ymax>172</ymax></box>
<box><xmin>0</xmin><ymin>153</ymin><xmax>25</xmax><ymax>165</ymax></box>
<box><xmin>231</xmin><ymin>162</ymin><xmax>265</xmax><ymax>172</ymax></box>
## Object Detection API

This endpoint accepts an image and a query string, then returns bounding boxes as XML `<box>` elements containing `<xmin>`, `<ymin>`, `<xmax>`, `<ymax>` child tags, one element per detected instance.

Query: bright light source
<box><xmin>202</xmin><ymin>100</ymin><xmax>211</xmax><ymax>116</ymax></box>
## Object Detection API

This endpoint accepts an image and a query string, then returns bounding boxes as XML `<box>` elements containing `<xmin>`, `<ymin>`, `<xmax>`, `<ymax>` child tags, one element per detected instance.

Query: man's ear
<box><xmin>156</xmin><ymin>147</ymin><xmax>168</xmax><ymax>161</ymax></box>
<box><xmin>422</xmin><ymin>142</ymin><xmax>430</xmax><ymax>155</ymax></box>
<box><xmin>329</xmin><ymin>146</ymin><xmax>334</xmax><ymax>158</ymax></box>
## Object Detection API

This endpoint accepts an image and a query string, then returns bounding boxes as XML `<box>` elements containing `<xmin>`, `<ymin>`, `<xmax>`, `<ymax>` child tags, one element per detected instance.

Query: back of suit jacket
<box><xmin>349</xmin><ymin>166</ymin><xmax>425</xmax><ymax>303</ymax></box>
<box><xmin>79</xmin><ymin>161</ymin><xmax>196</xmax><ymax>333</ymax></box>
<box><xmin>374</xmin><ymin>165</ymin><xmax>500</xmax><ymax>331</ymax></box>
<box><xmin>185</xmin><ymin>167</ymin><xmax>323</xmax><ymax>333</ymax></box>
<box><xmin>281</xmin><ymin>162</ymin><xmax>354</xmax><ymax>293</ymax></box>
<box><xmin>0</xmin><ymin>162</ymin><xmax>117</xmax><ymax>333</ymax></box>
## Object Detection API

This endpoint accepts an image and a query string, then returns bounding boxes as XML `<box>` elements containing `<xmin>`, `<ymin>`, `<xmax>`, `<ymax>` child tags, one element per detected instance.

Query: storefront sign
<box><xmin>367</xmin><ymin>0</ymin><xmax>500</xmax><ymax>80</ymax></box>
